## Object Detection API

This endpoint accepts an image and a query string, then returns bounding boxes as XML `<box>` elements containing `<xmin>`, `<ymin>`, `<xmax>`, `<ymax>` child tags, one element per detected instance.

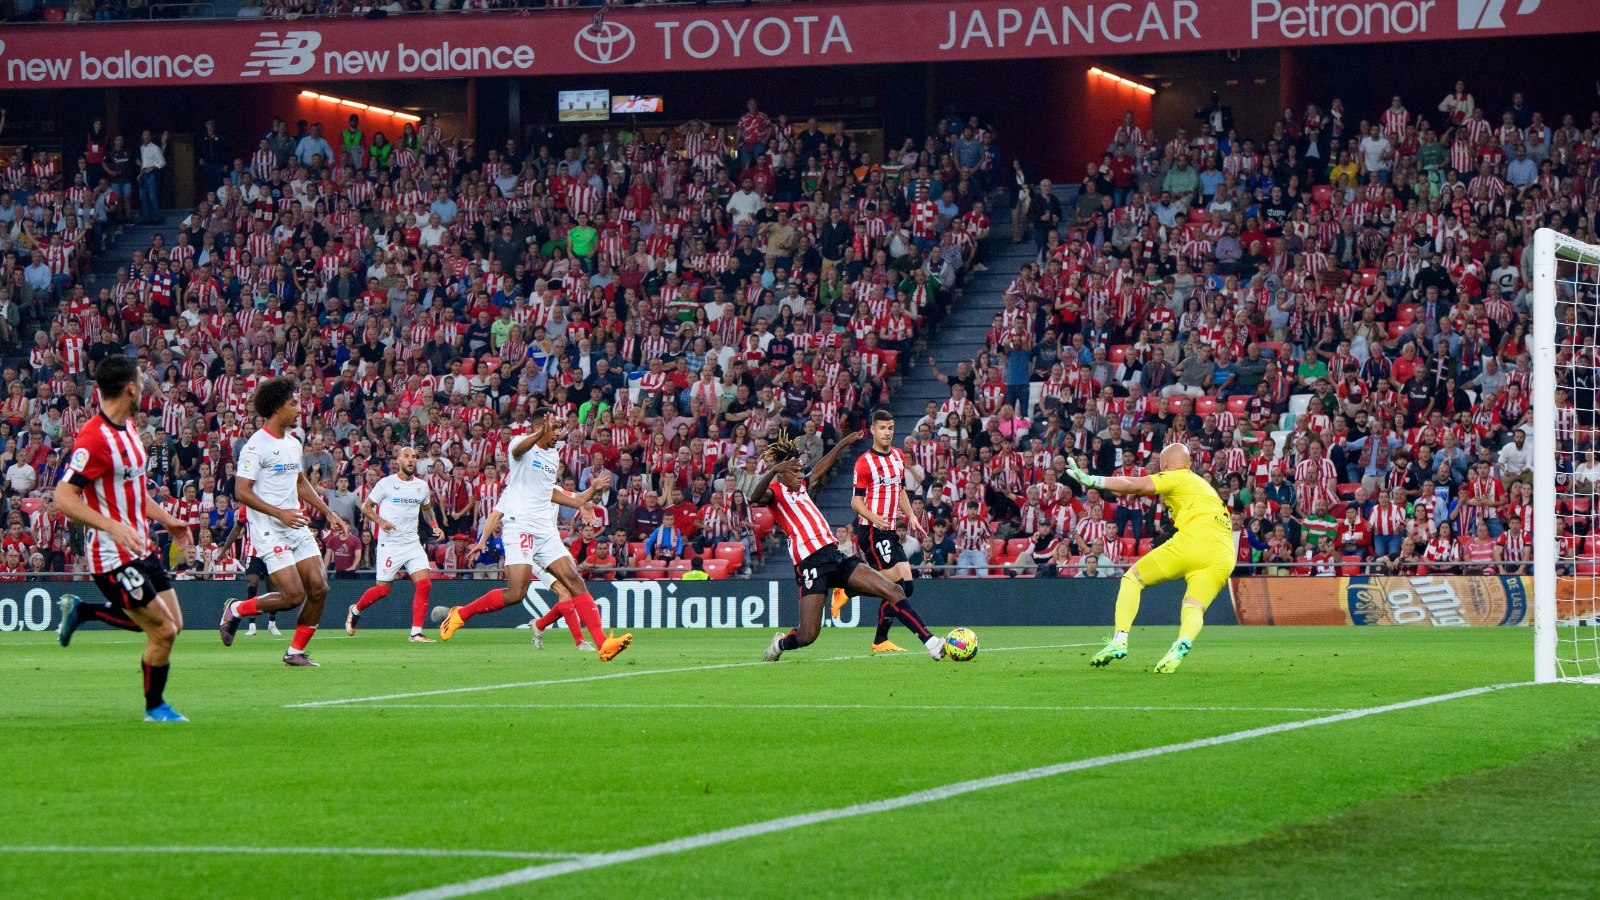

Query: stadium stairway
<box><xmin>90</xmin><ymin>213</ymin><xmax>181</xmax><ymax>284</ymax></box>
<box><xmin>751</xmin><ymin>202</ymin><xmax>1037</xmax><ymax>579</ymax></box>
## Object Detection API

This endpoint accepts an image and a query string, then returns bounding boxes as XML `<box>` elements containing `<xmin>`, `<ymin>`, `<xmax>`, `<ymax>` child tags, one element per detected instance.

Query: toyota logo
<box><xmin>574</xmin><ymin>20</ymin><xmax>635</xmax><ymax>65</ymax></box>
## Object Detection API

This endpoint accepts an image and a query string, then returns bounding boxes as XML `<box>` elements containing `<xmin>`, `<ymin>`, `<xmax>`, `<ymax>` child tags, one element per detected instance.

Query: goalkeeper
<box><xmin>1065</xmin><ymin>443</ymin><xmax>1235</xmax><ymax>673</ymax></box>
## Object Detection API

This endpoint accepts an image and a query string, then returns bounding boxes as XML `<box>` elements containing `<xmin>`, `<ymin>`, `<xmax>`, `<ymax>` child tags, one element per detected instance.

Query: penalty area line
<box><xmin>381</xmin><ymin>681</ymin><xmax>1535</xmax><ymax>900</ymax></box>
<box><xmin>317</xmin><ymin>702</ymin><xmax>1351</xmax><ymax>713</ymax></box>
<box><xmin>284</xmin><ymin>643</ymin><xmax>1100</xmax><ymax>709</ymax></box>
<box><xmin>0</xmin><ymin>845</ymin><xmax>587</xmax><ymax>860</ymax></box>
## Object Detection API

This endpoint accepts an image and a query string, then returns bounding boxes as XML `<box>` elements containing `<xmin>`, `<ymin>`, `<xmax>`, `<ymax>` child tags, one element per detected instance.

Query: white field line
<box><xmin>321</xmin><ymin>703</ymin><xmax>1351</xmax><ymax>713</ymax></box>
<box><xmin>383</xmin><ymin>681</ymin><xmax>1534</xmax><ymax>900</ymax></box>
<box><xmin>0</xmin><ymin>845</ymin><xmax>585</xmax><ymax>860</ymax></box>
<box><xmin>283</xmin><ymin>643</ymin><xmax>1101</xmax><ymax>709</ymax></box>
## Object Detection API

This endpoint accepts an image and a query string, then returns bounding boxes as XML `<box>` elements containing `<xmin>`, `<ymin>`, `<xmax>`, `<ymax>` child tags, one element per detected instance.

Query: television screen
<box><xmin>611</xmin><ymin>95</ymin><xmax>664</xmax><ymax>115</ymax></box>
<box><xmin>558</xmin><ymin>89</ymin><xmax>610</xmax><ymax>123</ymax></box>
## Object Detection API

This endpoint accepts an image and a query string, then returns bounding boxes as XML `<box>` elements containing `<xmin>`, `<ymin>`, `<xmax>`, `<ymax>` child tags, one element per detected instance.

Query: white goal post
<box><xmin>1532</xmin><ymin>228</ymin><xmax>1600</xmax><ymax>684</ymax></box>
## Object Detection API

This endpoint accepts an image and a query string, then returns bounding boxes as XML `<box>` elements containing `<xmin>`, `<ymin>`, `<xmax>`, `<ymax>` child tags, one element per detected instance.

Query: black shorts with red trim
<box><xmin>246</xmin><ymin>556</ymin><xmax>268</xmax><ymax>578</ymax></box>
<box><xmin>795</xmin><ymin>545</ymin><xmax>860</xmax><ymax>598</ymax></box>
<box><xmin>91</xmin><ymin>554</ymin><xmax>172</xmax><ymax>610</ymax></box>
<box><xmin>854</xmin><ymin>523</ymin><xmax>907</xmax><ymax>570</ymax></box>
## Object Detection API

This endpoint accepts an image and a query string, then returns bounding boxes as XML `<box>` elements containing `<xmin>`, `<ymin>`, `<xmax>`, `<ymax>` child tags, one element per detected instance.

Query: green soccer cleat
<box><xmin>1153</xmin><ymin>639</ymin><xmax>1192</xmax><ymax>674</ymax></box>
<box><xmin>1089</xmin><ymin>637</ymin><xmax>1128</xmax><ymax>667</ymax></box>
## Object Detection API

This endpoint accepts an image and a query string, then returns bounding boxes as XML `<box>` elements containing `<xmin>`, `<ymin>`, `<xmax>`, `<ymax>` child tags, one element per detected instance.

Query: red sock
<box><xmin>572</xmin><ymin>593</ymin><xmax>607</xmax><ymax>647</ymax></box>
<box><xmin>458</xmin><ymin>588</ymin><xmax>506</xmax><ymax>622</ymax></box>
<box><xmin>290</xmin><ymin>625</ymin><xmax>316</xmax><ymax>652</ymax></box>
<box><xmin>534</xmin><ymin>602</ymin><xmax>564</xmax><ymax>631</ymax></box>
<box><xmin>233</xmin><ymin>598</ymin><xmax>259</xmax><ymax>617</ymax></box>
<box><xmin>411</xmin><ymin>579</ymin><xmax>432</xmax><ymax>631</ymax></box>
<box><xmin>356</xmin><ymin>583</ymin><xmax>391</xmax><ymax>612</ymax></box>
<box><xmin>559</xmin><ymin>601</ymin><xmax>585</xmax><ymax>645</ymax></box>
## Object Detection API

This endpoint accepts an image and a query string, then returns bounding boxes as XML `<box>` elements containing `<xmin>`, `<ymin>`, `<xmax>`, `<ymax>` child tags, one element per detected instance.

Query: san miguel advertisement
<box><xmin>0</xmin><ymin>0</ymin><xmax>1595</xmax><ymax>89</ymax></box>
<box><xmin>1232</xmin><ymin>575</ymin><xmax>1532</xmax><ymax>626</ymax></box>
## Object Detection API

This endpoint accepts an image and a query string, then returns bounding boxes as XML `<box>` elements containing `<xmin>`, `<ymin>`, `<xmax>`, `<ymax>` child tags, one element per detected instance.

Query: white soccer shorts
<box><xmin>376</xmin><ymin>541</ymin><xmax>431</xmax><ymax>582</ymax></box>
<box><xmin>504</xmin><ymin>523</ymin><xmax>570</xmax><ymax>582</ymax></box>
<box><xmin>252</xmin><ymin>523</ymin><xmax>322</xmax><ymax>575</ymax></box>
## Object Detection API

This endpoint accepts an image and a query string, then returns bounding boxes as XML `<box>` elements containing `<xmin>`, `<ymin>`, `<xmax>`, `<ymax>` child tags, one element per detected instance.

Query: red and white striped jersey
<box><xmin>63</xmin><ymin>413</ymin><xmax>152</xmax><ymax>574</ymax></box>
<box><xmin>954</xmin><ymin>515</ymin><xmax>993</xmax><ymax>553</ymax></box>
<box><xmin>770</xmin><ymin>478</ymin><xmax>834</xmax><ymax>566</ymax></box>
<box><xmin>852</xmin><ymin>448</ymin><xmax>904</xmax><ymax>527</ymax></box>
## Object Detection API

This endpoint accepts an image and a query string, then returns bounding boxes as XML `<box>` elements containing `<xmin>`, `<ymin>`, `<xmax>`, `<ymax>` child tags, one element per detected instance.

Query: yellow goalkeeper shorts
<box><xmin>1130</xmin><ymin>529</ymin><xmax>1236</xmax><ymax>609</ymax></box>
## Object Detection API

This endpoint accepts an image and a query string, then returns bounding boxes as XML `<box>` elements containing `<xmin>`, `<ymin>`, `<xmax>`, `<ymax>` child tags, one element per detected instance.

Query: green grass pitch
<box><xmin>3</xmin><ymin>625</ymin><xmax>1598</xmax><ymax>899</ymax></box>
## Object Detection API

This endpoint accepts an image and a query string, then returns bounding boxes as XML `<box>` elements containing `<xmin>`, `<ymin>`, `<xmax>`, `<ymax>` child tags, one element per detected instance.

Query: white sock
<box><xmin>1114</xmin><ymin>630</ymin><xmax>1129</xmax><ymax>643</ymax></box>
<box><xmin>285</xmin><ymin>648</ymin><xmax>304</xmax><ymax>655</ymax></box>
<box><xmin>925</xmin><ymin>635</ymin><xmax>942</xmax><ymax>649</ymax></box>
<box><xmin>410</xmin><ymin>627</ymin><xmax>422</xmax><ymax>636</ymax></box>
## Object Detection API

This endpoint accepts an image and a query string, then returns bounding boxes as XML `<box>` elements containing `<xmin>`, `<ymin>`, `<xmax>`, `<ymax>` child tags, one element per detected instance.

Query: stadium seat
<box><xmin>628</xmin><ymin>542</ymin><xmax>646</xmax><ymax>563</ymax></box>
<box><xmin>1137</xmin><ymin>538</ymin><xmax>1154</xmax><ymax>555</ymax></box>
<box><xmin>1144</xmin><ymin>396</ymin><xmax>1164</xmax><ymax>415</ymax></box>
<box><xmin>988</xmin><ymin>539</ymin><xmax>1008</xmax><ymax>565</ymax></box>
<box><xmin>1258</xmin><ymin>341</ymin><xmax>1283</xmax><ymax>358</ymax></box>
<box><xmin>1340</xmin><ymin>555</ymin><xmax>1364</xmax><ymax>576</ymax></box>
<box><xmin>1312</xmin><ymin>184</ymin><xmax>1333</xmax><ymax>206</ymax></box>
<box><xmin>1108</xmin><ymin>344</ymin><xmax>1128</xmax><ymax>364</ymax></box>
<box><xmin>1387</xmin><ymin>322</ymin><xmax>1407</xmax><ymax>340</ymax></box>
<box><xmin>1358</xmin><ymin>269</ymin><xmax>1378</xmax><ymax>288</ymax></box>
<box><xmin>750</xmin><ymin>507</ymin><xmax>775</xmax><ymax>541</ymax></box>
<box><xmin>703</xmin><ymin>558</ymin><xmax>733</xmax><ymax>580</ymax></box>
<box><xmin>880</xmin><ymin>349</ymin><xmax>900</xmax><ymax>373</ymax></box>
<box><xmin>1119</xmin><ymin>537</ymin><xmax>1137</xmax><ymax>557</ymax></box>
<box><xmin>1337</xmin><ymin>483</ymin><xmax>1362</xmax><ymax>499</ymax></box>
<box><xmin>713</xmin><ymin>542</ymin><xmax>746</xmax><ymax>570</ymax></box>
<box><xmin>1573</xmin><ymin>497</ymin><xmax>1592</xmax><ymax>515</ymax></box>
<box><xmin>639</xmin><ymin>560</ymin><xmax>668</xmax><ymax>580</ymax></box>
<box><xmin>15</xmin><ymin>498</ymin><xmax>42</xmax><ymax>516</ymax></box>
<box><xmin>1226</xmin><ymin>395</ymin><xmax>1249</xmax><ymax>415</ymax></box>
<box><xmin>1395</xmin><ymin>303</ymin><xmax>1417</xmax><ymax>324</ymax></box>
<box><xmin>1195</xmin><ymin>397</ymin><xmax>1218</xmax><ymax>416</ymax></box>
<box><xmin>461</xmin><ymin>358</ymin><xmax>476</xmax><ymax>376</ymax></box>
<box><xmin>1288</xmin><ymin>395</ymin><xmax>1312</xmax><ymax>417</ymax></box>
<box><xmin>667</xmin><ymin>560</ymin><xmax>693</xmax><ymax>579</ymax></box>
<box><xmin>1006</xmin><ymin>538</ymin><xmax>1032</xmax><ymax>559</ymax></box>
<box><xmin>1167</xmin><ymin>397</ymin><xmax>1188</xmax><ymax>415</ymax></box>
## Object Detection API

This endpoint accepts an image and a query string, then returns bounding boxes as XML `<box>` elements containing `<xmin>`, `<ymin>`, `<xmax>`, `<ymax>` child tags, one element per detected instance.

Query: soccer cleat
<box><xmin>56</xmin><ymin>594</ymin><xmax>83</xmax><ymax>647</ymax></box>
<box><xmin>345</xmin><ymin>604</ymin><xmax>361</xmax><ymax>636</ymax></box>
<box><xmin>219</xmin><ymin>602</ymin><xmax>241</xmax><ymax>647</ymax></box>
<box><xmin>267</xmin><ymin>620</ymin><xmax>281</xmax><ymax>637</ymax></box>
<box><xmin>872</xmin><ymin>641</ymin><xmax>908</xmax><ymax>653</ymax></box>
<box><xmin>830</xmin><ymin>588</ymin><xmax>849</xmax><ymax>619</ymax></box>
<box><xmin>926</xmin><ymin>636</ymin><xmax>947</xmax><ymax>661</ymax></box>
<box><xmin>599</xmin><ymin>631</ymin><xmax>633</xmax><ymax>662</ymax></box>
<box><xmin>1090</xmin><ymin>637</ymin><xmax>1128</xmax><ymax>667</ymax></box>
<box><xmin>439</xmin><ymin>606</ymin><xmax>465</xmax><ymax>641</ymax></box>
<box><xmin>530</xmin><ymin>622</ymin><xmax>544</xmax><ymax>649</ymax></box>
<box><xmin>1153</xmin><ymin>639</ymin><xmax>1192</xmax><ymax>674</ymax></box>
<box><xmin>282</xmin><ymin>651</ymin><xmax>320</xmax><ymax>667</ymax></box>
<box><xmin>575</xmin><ymin>640</ymin><xmax>596</xmax><ymax>653</ymax></box>
<box><xmin>408</xmin><ymin>633</ymin><xmax>436</xmax><ymax>643</ymax></box>
<box><xmin>764</xmin><ymin>632</ymin><xmax>785</xmax><ymax>662</ymax></box>
<box><xmin>245</xmin><ymin>622</ymin><xmax>257</xmax><ymax>636</ymax></box>
<box><xmin>143</xmin><ymin>703</ymin><xmax>189</xmax><ymax>723</ymax></box>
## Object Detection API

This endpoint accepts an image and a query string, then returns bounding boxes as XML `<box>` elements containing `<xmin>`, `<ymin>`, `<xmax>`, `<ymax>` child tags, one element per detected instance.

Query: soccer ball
<box><xmin>430</xmin><ymin>605</ymin><xmax>450</xmax><ymax>624</ymax></box>
<box><xmin>944</xmin><ymin>628</ymin><xmax>978</xmax><ymax>662</ymax></box>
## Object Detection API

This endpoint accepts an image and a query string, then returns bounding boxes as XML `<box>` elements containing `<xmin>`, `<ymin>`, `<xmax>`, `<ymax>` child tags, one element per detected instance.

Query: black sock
<box><xmin>873</xmin><ymin>599</ymin><xmax>896</xmax><ymax>643</ymax></box>
<box><xmin>83</xmin><ymin>600</ymin><xmax>141</xmax><ymax>632</ymax></box>
<box><xmin>778</xmin><ymin>629</ymin><xmax>800</xmax><ymax>651</ymax></box>
<box><xmin>893</xmin><ymin>601</ymin><xmax>933</xmax><ymax>641</ymax></box>
<box><xmin>141</xmin><ymin>661</ymin><xmax>169</xmax><ymax>711</ymax></box>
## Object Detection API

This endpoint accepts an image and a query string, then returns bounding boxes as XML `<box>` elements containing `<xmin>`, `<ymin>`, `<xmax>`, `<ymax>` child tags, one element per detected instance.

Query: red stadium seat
<box><xmin>1137</xmin><ymin>538</ymin><xmax>1154</xmax><ymax>555</ymax></box>
<box><xmin>1340</xmin><ymin>555</ymin><xmax>1364</xmax><ymax>576</ymax></box>
<box><xmin>1312</xmin><ymin>184</ymin><xmax>1333</xmax><ymax>207</ymax></box>
<box><xmin>879</xmin><ymin>349</ymin><xmax>900</xmax><ymax>374</ymax></box>
<box><xmin>1144</xmin><ymin>396</ymin><xmax>1164</xmax><ymax>415</ymax></box>
<box><xmin>1258</xmin><ymin>341</ymin><xmax>1283</xmax><ymax>358</ymax></box>
<box><xmin>1387</xmin><ymin>322</ymin><xmax>1407</xmax><ymax>340</ymax></box>
<box><xmin>461</xmin><ymin>357</ymin><xmax>476</xmax><ymax>376</ymax></box>
<box><xmin>713</xmin><ymin>542</ymin><xmax>746</xmax><ymax>570</ymax></box>
<box><xmin>639</xmin><ymin>560</ymin><xmax>668</xmax><ymax>580</ymax></box>
<box><xmin>1337</xmin><ymin>483</ymin><xmax>1362</xmax><ymax>499</ymax></box>
<box><xmin>1108</xmin><ymin>344</ymin><xmax>1129</xmax><ymax>364</ymax></box>
<box><xmin>15</xmin><ymin>498</ymin><xmax>43</xmax><ymax>516</ymax></box>
<box><xmin>988</xmin><ymin>538</ymin><xmax>1008</xmax><ymax>564</ymax></box>
<box><xmin>1195</xmin><ymin>397</ymin><xmax>1219</xmax><ymax>416</ymax></box>
<box><xmin>1226</xmin><ymin>395</ymin><xmax>1249</xmax><ymax>415</ymax></box>
<box><xmin>750</xmin><ymin>507</ymin><xmax>775</xmax><ymax>540</ymax></box>
<box><xmin>1396</xmin><ymin>303</ymin><xmax>1417</xmax><ymax>324</ymax></box>
<box><xmin>1359</xmin><ymin>268</ymin><xmax>1379</xmax><ymax>288</ymax></box>
<box><xmin>703</xmin><ymin>558</ymin><xmax>733</xmax><ymax>580</ymax></box>
<box><xmin>1167</xmin><ymin>398</ymin><xmax>1188</xmax><ymax>415</ymax></box>
<box><xmin>1119</xmin><ymin>537</ymin><xmax>1137</xmax><ymax>558</ymax></box>
<box><xmin>628</xmin><ymin>542</ymin><xmax>646</xmax><ymax>563</ymax></box>
<box><xmin>1573</xmin><ymin>497</ymin><xmax>1592</xmax><ymax>515</ymax></box>
<box><xmin>1006</xmin><ymin>538</ymin><xmax>1032</xmax><ymax>559</ymax></box>
<box><xmin>667</xmin><ymin>560</ymin><xmax>693</xmax><ymax>579</ymax></box>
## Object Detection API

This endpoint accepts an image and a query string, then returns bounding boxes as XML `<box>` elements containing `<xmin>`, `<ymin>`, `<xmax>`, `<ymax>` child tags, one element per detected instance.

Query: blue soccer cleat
<box><xmin>57</xmin><ymin>594</ymin><xmax>84</xmax><ymax>647</ymax></box>
<box><xmin>143</xmin><ymin>703</ymin><xmax>189</xmax><ymax>723</ymax></box>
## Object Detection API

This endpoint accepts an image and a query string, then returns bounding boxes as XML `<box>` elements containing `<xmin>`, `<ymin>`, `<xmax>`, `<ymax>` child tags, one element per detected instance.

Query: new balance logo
<box><xmin>240</xmin><ymin>30</ymin><xmax>321</xmax><ymax>77</ymax></box>
<box><xmin>1458</xmin><ymin>0</ymin><xmax>1540</xmax><ymax>30</ymax></box>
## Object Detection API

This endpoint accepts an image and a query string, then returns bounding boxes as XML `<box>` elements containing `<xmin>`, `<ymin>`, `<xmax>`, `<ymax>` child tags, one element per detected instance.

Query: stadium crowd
<box><xmin>0</xmin><ymin>96</ymin><xmax>998</xmax><ymax>580</ymax></box>
<box><xmin>0</xmin><ymin>77</ymin><xmax>1594</xmax><ymax>582</ymax></box>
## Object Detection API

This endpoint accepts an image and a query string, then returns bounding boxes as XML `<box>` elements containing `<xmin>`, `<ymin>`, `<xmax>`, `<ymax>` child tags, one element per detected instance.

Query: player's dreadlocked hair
<box><xmin>763</xmin><ymin>427</ymin><xmax>801</xmax><ymax>464</ymax></box>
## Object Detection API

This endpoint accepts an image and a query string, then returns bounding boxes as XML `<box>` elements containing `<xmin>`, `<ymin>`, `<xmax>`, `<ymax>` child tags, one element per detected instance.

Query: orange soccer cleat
<box><xmin>831</xmin><ymin>588</ymin><xmax>849</xmax><ymax>619</ymax></box>
<box><xmin>439</xmin><ymin>607</ymin><xmax>465</xmax><ymax>642</ymax></box>
<box><xmin>598</xmin><ymin>631</ymin><xmax>633</xmax><ymax>662</ymax></box>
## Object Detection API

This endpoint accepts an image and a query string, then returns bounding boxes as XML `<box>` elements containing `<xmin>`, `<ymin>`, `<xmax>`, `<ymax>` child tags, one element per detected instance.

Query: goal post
<box><xmin>1532</xmin><ymin>227</ymin><xmax>1600</xmax><ymax>684</ymax></box>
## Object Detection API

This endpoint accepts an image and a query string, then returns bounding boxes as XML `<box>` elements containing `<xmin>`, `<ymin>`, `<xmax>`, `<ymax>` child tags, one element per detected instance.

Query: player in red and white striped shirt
<box><xmin>54</xmin><ymin>355</ymin><xmax>194</xmax><ymax>722</ymax></box>
<box><xmin>850</xmin><ymin>408</ymin><xmax>936</xmax><ymax>653</ymax></box>
<box><xmin>755</xmin><ymin>429</ymin><xmax>941</xmax><ymax>662</ymax></box>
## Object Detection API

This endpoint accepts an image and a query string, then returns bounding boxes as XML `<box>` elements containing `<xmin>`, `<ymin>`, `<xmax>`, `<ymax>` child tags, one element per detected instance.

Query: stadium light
<box><xmin>300</xmin><ymin>90</ymin><xmax>420</xmax><ymax>122</ymax></box>
<box><xmin>1088</xmin><ymin>67</ymin><xmax>1156</xmax><ymax>95</ymax></box>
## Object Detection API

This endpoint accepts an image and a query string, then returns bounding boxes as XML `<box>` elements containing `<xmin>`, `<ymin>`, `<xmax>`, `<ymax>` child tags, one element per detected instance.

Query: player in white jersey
<box><xmin>346</xmin><ymin>446</ymin><xmax>446</xmax><ymax>642</ymax></box>
<box><xmin>439</xmin><ymin>407</ymin><xmax>632</xmax><ymax>661</ymax></box>
<box><xmin>218</xmin><ymin>377</ymin><xmax>352</xmax><ymax>666</ymax></box>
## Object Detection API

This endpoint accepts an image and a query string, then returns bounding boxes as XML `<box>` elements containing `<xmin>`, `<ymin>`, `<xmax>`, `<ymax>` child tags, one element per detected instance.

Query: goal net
<box><xmin>1534</xmin><ymin>228</ymin><xmax>1600</xmax><ymax>683</ymax></box>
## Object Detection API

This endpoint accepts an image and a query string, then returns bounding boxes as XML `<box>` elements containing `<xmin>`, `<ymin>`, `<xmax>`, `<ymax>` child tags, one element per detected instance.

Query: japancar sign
<box><xmin>0</xmin><ymin>0</ymin><xmax>1592</xmax><ymax>88</ymax></box>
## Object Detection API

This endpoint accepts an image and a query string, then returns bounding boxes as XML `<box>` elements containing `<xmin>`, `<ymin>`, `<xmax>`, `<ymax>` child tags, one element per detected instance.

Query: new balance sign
<box><xmin>240</xmin><ymin>30</ymin><xmax>321</xmax><ymax>77</ymax></box>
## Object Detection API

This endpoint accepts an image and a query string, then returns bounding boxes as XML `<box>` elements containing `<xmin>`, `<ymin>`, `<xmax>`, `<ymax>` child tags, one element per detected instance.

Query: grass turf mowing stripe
<box><xmin>382</xmin><ymin>681</ymin><xmax>1534</xmax><ymax>900</ymax></box>
<box><xmin>0</xmin><ymin>846</ymin><xmax>586</xmax><ymax>860</ymax></box>
<box><xmin>322</xmin><ymin>703</ymin><xmax>1352</xmax><ymax>713</ymax></box>
<box><xmin>284</xmin><ymin>643</ymin><xmax>1101</xmax><ymax>708</ymax></box>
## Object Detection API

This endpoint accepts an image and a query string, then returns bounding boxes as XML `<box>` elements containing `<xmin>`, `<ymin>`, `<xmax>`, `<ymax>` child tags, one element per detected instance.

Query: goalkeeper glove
<box><xmin>1066</xmin><ymin>457</ymin><xmax>1106</xmax><ymax>489</ymax></box>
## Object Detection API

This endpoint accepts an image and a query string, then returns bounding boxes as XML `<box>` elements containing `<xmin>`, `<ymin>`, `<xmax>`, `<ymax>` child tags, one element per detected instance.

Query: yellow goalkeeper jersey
<box><xmin>1149</xmin><ymin>469</ymin><xmax>1231</xmax><ymax>540</ymax></box>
